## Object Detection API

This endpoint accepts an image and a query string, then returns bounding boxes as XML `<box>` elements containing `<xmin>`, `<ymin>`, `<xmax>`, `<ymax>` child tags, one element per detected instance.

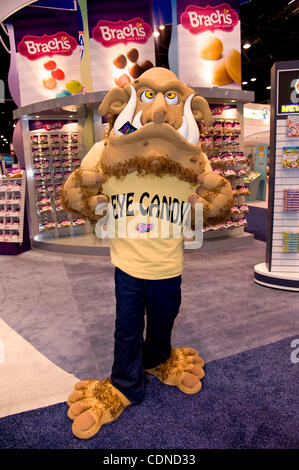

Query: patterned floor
<box><xmin>0</xmin><ymin>237</ymin><xmax>298</xmax><ymax>448</ymax></box>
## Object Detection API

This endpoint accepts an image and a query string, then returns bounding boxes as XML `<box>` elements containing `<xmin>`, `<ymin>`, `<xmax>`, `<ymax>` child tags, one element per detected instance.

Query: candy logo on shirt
<box><xmin>92</xmin><ymin>17</ymin><xmax>152</xmax><ymax>47</ymax></box>
<box><xmin>181</xmin><ymin>3</ymin><xmax>239</xmax><ymax>34</ymax></box>
<box><xmin>18</xmin><ymin>32</ymin><xmax>77</xmax><ymax>60</ymax></box>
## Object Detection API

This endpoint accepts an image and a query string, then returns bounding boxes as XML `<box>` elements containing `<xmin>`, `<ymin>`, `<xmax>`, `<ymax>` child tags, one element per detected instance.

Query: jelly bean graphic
<box><xmin>43</xmin><ymin>77</ymin><xmax>57</xmax><ymax>89</ymax></box>
<box><xmin>65</xmin><ymin>80</ymin><xmax>83</xmax><ymax>94</ymax></box>
<box><xmin>43</xmin><ymin>60</ymin><xmax>57</xmax><ymax>70</ymax></box>
<box><xmin>51</xmin><ymin>69</ymin><xmax>65</xmax><ymax>80</ymax></box>
<box><xmin>56</xmin><ymin>90</ymin><xmax>72</xmax><ymax>98</ymax></box>
<box><xmin>113</xmin><ymin>54</ymin><xmax>127</xmax><ymax>69</ymax></box>
<box><xmin>114</xmin><ymin>74</ymin><xmax>131</xmax><ymax>88</ymax></box>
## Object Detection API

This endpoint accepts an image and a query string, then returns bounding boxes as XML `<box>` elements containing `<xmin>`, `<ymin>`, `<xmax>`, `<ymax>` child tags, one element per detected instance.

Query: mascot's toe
<box><xmin>67</xmin><ymin>378</ymin><xmax>131</xmax><ymax>439</ymax></box>
<box><xmin>146</xmin><ymin>347</ymin><xmax>205</xmax><ymax>395</ymax></box>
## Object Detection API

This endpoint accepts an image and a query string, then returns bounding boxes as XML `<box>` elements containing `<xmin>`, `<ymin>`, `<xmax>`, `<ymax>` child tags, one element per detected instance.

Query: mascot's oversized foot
<box><xmin>67</xmin><ymin>378</ymin><xmax>131</xmax><ymax>439</ymax></box>
<box><xmin>146</xmin><ymin>347</ymin><xmax>205</xmax><ymax>395</ymax></box>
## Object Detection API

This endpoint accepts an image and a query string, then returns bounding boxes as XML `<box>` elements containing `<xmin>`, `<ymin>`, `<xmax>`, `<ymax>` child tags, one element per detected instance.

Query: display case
<box><xmin>0</xmin><ymin>170</ymin><xmax>26</xmax><ymax>243</ymax></box>
<box><xmin>254</xmin><ymin>60</ymin><xmax>299</xmax><ymax>290</ymax></box>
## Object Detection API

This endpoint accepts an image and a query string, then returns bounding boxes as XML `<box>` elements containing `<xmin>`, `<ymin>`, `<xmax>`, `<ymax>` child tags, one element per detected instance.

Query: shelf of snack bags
<box><xmin>199</xmin><ymin>118</ymin><xmax>250</xmax><ymax>233</ymax></box>
<box><xmin>30</xmin><ymin>131</ymin><xmax>86</xmax><ymax>236</ymax></box>
<box><xmin>0</xmin><ymin>169</ymin><xmax>26</xmax><ymax>243</ymax></box>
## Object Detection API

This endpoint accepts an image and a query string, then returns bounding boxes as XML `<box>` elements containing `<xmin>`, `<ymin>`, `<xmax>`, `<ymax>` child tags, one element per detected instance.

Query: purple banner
<box><xmin>29</xmin><ymin>120</ymin><xmax>77</xmax><ymax>131</ymax></box>
<box><xmin>87</xmin><ymin>0</ymin><xmax>155</xmax><ymax>91</ymax></box>
<box><xmin>8</xmin><ymin>5</ymin><xmax>83</xmax><ymax>106</ymax></box>
<box><xmin>176</xmin><ymin>0</ymin><xmax>241</xmax><ymax>88</ymax></box>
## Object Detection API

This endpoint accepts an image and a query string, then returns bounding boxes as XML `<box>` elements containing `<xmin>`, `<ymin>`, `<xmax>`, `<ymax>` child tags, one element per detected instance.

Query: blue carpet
<box><xmin>245</xmin><ymin>206</ymin><xmax>267</xmax><ymax>242</ymax></box>
<box><xmin>0</xmin><ymin>335</ymin><xmax>298</xmax><ymax>449</ymax></box>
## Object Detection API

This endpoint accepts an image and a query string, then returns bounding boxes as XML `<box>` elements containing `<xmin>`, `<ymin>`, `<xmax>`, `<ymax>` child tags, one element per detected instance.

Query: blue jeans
<box><xmin>110</xmin><ymin>267</ymin><xmax>182</xmax><ymax>404</ymax></box>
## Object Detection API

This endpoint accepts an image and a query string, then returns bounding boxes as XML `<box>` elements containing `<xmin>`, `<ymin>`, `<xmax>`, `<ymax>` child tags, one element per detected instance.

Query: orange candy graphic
<box><xmin>43</xmin><ymin>77</ymin><xmax>57</xmax><ymax>89</ymax></box>
<box><xmin>43</xmin><ymin>60</ymin><xmax>57</xmax><ymax>70</ymax></box>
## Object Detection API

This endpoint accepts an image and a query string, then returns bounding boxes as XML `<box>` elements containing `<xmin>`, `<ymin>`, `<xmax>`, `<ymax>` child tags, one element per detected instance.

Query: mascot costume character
<box><xmin>61</xmin><ymin>67</ymin><xmax>233</xmax><ymax>439</ymax></box>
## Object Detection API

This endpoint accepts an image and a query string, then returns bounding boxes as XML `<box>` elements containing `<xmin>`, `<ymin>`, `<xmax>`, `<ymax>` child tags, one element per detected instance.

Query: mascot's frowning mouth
<box><xmin>98</xmin><ymin>67</ymin><xmax>213</xmax><ymax>182</ymax></box>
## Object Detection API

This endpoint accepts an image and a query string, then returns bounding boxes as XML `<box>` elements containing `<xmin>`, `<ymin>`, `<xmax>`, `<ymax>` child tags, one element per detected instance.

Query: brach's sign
<box><xmin>43</xmin><ymin>121</ymin><xmax>64</xmax><ymax>131</ymax></box>
<box><xmin>181</xmin><ymin>3</ymin><xmax>239</xmax><ymax>33</ymax></box>
<box><xmin>10</xmin><ymin>6</ymin><xmax>82</xmax><ymax>106</ymax></box>
<box><xmin>18</xmin><ymin>32</ymin><xmax>77</xmax><ymax>60</ymax></box>
<box><xmin>92</xmin><ymin>18</ymin><xmax>152</xmax><ymax>47</ymax></box>
<box><xmin>88</xmin><ymin>0</ymin><xmax>155</xmax><ymax>91</ymax></box>
<box><xmin>177</xmin><ymin>0</ymin><xmax>241</xmax><ymax>89</ymax></box>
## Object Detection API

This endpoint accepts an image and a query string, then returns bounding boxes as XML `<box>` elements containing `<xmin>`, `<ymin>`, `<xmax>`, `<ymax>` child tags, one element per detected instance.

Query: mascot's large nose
<box><xmin>151</xmin><ymin>93</ymin><xmax>167</xmax><ymax>124</ymax></box>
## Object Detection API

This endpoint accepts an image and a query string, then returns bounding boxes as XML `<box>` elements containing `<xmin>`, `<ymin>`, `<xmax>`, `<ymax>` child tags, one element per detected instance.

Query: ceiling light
<box><xmin>159</xmin><ymin>25</ymin><xmax>165</xmax><ymax>30</ymax></box>
<box><xmin>69</xmin><ymin>115</ymin><xmax>73</xmax><ymax>118</ymax></box>
<box><xmin>231</xmin><ymin>100</ymin><xmax>236</xmax><ymax>102</ymax></box>
<box><xmin>243</xmin><ymin>42</ymin><xmax>251</xmax><ymax>50</ymax></box>
<box><xmin>35</xmin><ymin>115</ymin><xmax>40</xmax><ymax>118</ymax></box>
<box><xmin>266</xmin><ymin>86</ymin><xmax>271</xmax><ymax>90</ymax></box>
<box><xmin>288</xmin><ymin>0</ymin><xmax>295</xmax><ymax>4</ymax></box>
<box><xmin>242</xmin><ymin>81</ymin><xmax>248</xmax><ymax>85</ymax></box>
<box><xmin>250</xmin><ymin>77</ymin><xmax>257</xmax><ymax>82</ymax></box>
<box><xmin>153</xmin><ymin>31</ymin><xmax>160</xmax><ymax>37</ymax></box>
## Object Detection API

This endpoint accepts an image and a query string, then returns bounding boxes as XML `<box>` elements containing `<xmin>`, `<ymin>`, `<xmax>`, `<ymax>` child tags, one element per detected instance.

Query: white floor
<box><xmin>0</xmin><ymin>316</ymin><xmax>78</xmax><ymax>418</ymax></box>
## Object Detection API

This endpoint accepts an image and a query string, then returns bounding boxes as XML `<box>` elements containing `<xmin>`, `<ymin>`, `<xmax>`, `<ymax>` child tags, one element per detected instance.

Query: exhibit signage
<box><xmin>9</xmin><ymin>6</ymin><xmax>83</xmax><ymax>106</ymax></box>
<box><xmin>176</xmin><ymin>0</ymin><xmax>241</xmax><ymax>88</ymax></box>
<box><xmin>87</xmin><ymin>0</ymin><xmax>155</xmax><ymax>91</ymax></box>
<box><xmin>277</xmin><ymin>69</ymin><xmax>299</xmax><ymax>115</ymax></box>
<box><xmin>266</xmin><ymin>60</ymin><xmax>299</xmax><ymax>273</ymax></box>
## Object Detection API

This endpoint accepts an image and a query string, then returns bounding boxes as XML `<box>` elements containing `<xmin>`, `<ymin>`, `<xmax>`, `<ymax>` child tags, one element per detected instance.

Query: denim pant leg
<box><xmin>111</xmin><ymin>268</ymin><xmax>146</xmax><ymax>404</ymax></box>
<box><xmin>143</xmin><ymin>275</ymin><xmax>182</xmax><ymax>370</ymax></box>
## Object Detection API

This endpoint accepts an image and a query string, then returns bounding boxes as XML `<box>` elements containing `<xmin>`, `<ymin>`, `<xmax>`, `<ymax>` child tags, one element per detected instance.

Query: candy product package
<box><xmin>61</xmin><ymin>134</ymin><xmax>70</xmax><ymax>144</ymax></box>
<box><xmin>32</xmin><ymin>147</ymin><xmax>40</xmax><ymax>156</ymax></box>
<box><xmin>72</xmin><ymin>158</ymin><xmax>81</xmax><ymax>168</ymax></box>
<box><xmin>213</xmin><ymin>121</ymin><xmax>222</xmax><ymax>135</ymax></box>
<box><xmin>51</xmin><ymin>146</ymin><xmax>61</xmax><ymax>156</ymax></box>
<box><xmin>53</xmin><ymin>158</ymin><xmax>61</xmax><ymax>168</ymax></box>
<box><xmin>233</xmin><ymin>121</ymin><xmax>241</xmax><ymax>134</ymax></box>
<box><xmin>39</xmin><ymin>135</ymin><xmax>48</xmax><ymax>144</ymax></box>
<box><xmin>70</xmin><ymin>145</ymin><xmax>79</xmax><ymax>155</ymax></box>
<box><xmin>62</xmin><ymin>158</ymin><xmax>71</xmax><ymax>168</ymax></box>
<box><xmin>70</xmin><ymin>134</ymin><xmax>78</xmax><ymax>143</ymax></box>
<box><xmin>34</xmin><ymin>173</ymin><xmax>43</xmax><ymax>182</ymax></box>
<box><xmin>40</xmin><ymin>159</ymin><xmax>49</xmax><ymax>169</ymax></box>
<box><xmin>223</xmin><ymin>121</ymin><xmax>233</xmax><ymax>134</ymax></box>
<box><xmin>50</xmin><ymin>134</ymin><xmax>60</xmax><ymax>144</ymax></box>
<box><xmin>41</xmin><ymin>147</ymin><xmax>50</xmax><ymax>156</ymax></box>
<box><xmin>223</xmin><ymin>135</ymin><xmax>231</xmax><ymax>146</ymax></box>
<box><xmin>30</xmin><ymin>135</ymin><xmax>39</xmax><ymax>144</ymax></box>
<box><xmin>61</xmin><ymin>147</ymin><xmax>70</xmax><ymax>156</ymax></box>
<box><xmin>214</xmin><ymin>135</ymin><xmax>223</xmax><ymax>147</ymax></box>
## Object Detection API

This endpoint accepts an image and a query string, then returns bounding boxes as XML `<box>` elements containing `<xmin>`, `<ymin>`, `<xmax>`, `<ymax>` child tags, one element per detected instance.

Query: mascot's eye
<box><xmin>140</xmin><ymin>90</ymin><xmax>155</xmax><ymax>103</ymax></box>
<box><xmin>165</xmin><ymin>92</ymin><xmax>179</xmax><ymax>105</ymax></box>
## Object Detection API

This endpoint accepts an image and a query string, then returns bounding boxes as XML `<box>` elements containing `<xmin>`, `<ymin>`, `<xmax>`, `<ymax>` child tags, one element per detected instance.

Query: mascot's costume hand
<box><xmin>62</xmin><ymin>68</ymin><xmax>233</xmax><ymax>439</ymax></box>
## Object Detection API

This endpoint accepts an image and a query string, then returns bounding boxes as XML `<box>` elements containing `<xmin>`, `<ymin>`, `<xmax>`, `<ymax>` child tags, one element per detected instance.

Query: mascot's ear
<box><xmin>98</xmin><ymin>87</ymin><xmax>130</xmax><ymax>116</ymax></box>
<box><xmin>191</xmin><ymin>96</ymin><xmax>213</xmax><ymax>127</ymax></box>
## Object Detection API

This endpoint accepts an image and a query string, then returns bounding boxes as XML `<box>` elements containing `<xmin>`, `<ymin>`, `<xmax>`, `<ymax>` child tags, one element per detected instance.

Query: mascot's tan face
<box><xmin>98</xmin><ymin>68</ymin><xmax>213</xmax><ymax>183</ymax></box>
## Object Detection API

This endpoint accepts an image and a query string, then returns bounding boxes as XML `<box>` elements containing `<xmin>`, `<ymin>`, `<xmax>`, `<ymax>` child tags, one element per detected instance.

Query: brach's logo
<box><xmin>181</xmin><ymin>3</ymin><xmax>239</xmax><ymax>34</ymax></box>
<box><xmin>92</xmin><ymin>17</ymin><xmax>152</xmax><ymax>47</ymax></box>
<box><xmin>43</xmin><ymin>121</ymin><xmax>64</xmax><ymax>131</ymax></box>
<box><xmin>18</xmin><ymin>32</ymin><xmax>77</xmax><ymax>60</ymax></box>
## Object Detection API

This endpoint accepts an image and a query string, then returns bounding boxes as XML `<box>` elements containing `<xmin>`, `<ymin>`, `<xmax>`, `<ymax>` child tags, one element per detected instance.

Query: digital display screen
<box><xmin>277</xmin><ymin>69</ymin><xmax>299</xmax><ymax>115</ymax></box>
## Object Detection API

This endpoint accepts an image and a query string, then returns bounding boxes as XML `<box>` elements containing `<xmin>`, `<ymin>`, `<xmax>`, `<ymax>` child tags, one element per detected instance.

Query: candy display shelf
<box><xmin>0</xmin><ymin>171</ymin><xmax>26</xmax><ymax>243</ymax></box>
